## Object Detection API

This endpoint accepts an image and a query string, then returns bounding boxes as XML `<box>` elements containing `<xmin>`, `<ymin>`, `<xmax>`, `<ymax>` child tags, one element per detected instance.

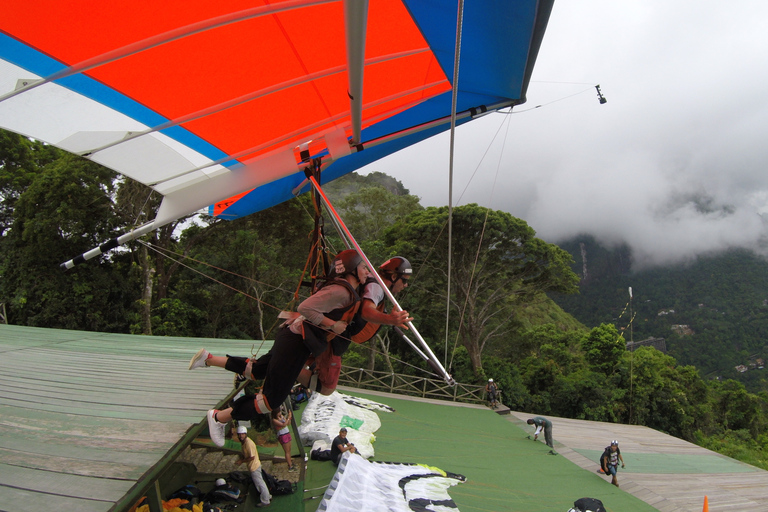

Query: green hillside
<box><xmin>553</xmin><ymin>235</ymin><xmax>768</xmax><ymax>391</ymax></box>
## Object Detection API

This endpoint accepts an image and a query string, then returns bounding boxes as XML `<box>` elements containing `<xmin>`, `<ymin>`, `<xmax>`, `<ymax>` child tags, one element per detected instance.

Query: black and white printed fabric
<box><xmin>299</xmin><ymin>391</ymin><xmax>393</xmax><ymax>459</ymax></box>
<box><xmin>318</xmin><ymin>451</ymin><xmax>465</xmax><ymax>512</ymax></box>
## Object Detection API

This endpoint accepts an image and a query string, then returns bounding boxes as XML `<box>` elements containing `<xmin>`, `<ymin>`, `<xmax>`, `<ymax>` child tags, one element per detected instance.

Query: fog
<box><xmin>362</xmin><ymin>1</ymin><xmax>768</xmax><ymax>269</ymax></box>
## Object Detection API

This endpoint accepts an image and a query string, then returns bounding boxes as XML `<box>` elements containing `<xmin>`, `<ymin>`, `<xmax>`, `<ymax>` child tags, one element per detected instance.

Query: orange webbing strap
<box><xmin>253</xmin><ymin>393</ymin><xmax>271</xmax><ymax>414</ymax></box>
<box><xmin>351</xmin><ymin>301</ymin><xmax>385</xmax><ymax>344</ymax></box>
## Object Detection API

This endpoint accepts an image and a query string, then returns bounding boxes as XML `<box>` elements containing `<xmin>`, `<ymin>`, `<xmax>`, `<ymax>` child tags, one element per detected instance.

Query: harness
<box><xmin>302</xmin><ymin>278</ymin><xmax>361</xmax><ymax>357</ymax></box>
<box><xmin>348</xmin><ymin>276</ymin><xmax>391</xmax><ymax>344</ymax></box>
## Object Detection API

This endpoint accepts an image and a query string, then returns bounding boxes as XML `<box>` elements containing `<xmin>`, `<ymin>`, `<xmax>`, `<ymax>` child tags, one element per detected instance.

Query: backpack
<box><xmin>228</xmin><ymin>471</ymin><xmax>250</xmax><ymax>484</ymax></box>
<box><xmin>571</xmin><ymin>497</ymin><xmax>606</xmax><ymax>512</ymax></box>
<box><xmin>168</xmin><ymin>484</ymin><xmax>202</xmax><ymax>501</ymax></box>
<box><xmin>261</xmin><ymin>469</ymin><xmax>296</xmax><ymax>495</ymax></box>
<box><xmin>210</xmin><ymin>483</ymin><xmax>242</xmax><ymax>503</ymax></box>
<box><xmin>311</xmin><ymin>448</ymin><xmax>334</xmax><ymax>461</ymax></box>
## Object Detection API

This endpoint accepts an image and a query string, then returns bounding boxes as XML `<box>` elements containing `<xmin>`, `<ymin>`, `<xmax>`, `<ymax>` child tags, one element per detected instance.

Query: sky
<box><xmin>360</xmin><ymin>0</ymin><xmax>768</xmax><ymax>270</ymax></box>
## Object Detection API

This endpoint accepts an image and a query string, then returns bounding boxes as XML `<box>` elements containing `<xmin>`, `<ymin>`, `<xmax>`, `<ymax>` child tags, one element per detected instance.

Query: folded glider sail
<box><xmin>0</xmin><ymin>0</ymin><xmax>554</xmax><ymax>230</ymax></box>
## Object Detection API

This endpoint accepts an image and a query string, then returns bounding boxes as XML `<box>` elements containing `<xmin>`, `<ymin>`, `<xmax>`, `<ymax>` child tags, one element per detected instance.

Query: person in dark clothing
<box><xmin>600</xmin><ymin>440</ymin><xmax>625</xmax><ymax>487</ymax></box>
<box><xmin>188</xmin><ymin>250</ymin><xmax>369</xmax><ymax>446</ymax></box>
<box><xmin>485</xmin><ymin>378</ymin><xmax>499</xmax><ymax>408</ymax></box>
<box><xmin>330</xmin><ymin>427</ymin><xmax>357</xmax><ymax>465</ymax></box>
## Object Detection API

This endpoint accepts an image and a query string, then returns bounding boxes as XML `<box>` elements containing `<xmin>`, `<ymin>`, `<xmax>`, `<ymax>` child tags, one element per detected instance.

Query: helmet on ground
<box><xmin>380</xmin><ymin>256</ymin><xmax>412</xmax><ymax>276</ymax></box>
<box><xmin>215</xmin><ymin>478</ymin><xmax>226</xmax><ymax>487</ymax></box>
<box><xmin>236</xmin><ymin>425</ymin><xmax>247</xmax><ymax>434</ymax></box>
<box><xmin>332</xmin><ymin>249</ymin><xmax>363</xmax><ymax>278</ymax></box>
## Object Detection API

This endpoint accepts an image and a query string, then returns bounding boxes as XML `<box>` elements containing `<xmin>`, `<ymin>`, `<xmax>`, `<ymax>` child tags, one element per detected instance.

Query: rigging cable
<box><xmin>137</xmin><ymin>213</ymin><xmax>445</xmax><ymax>378</ymax></box>
<box><xmin>628</xmin><ymin>286</ymin><xmax>634</xmax><ymax>424</ymax></box>
<box><xmin>445</xmin><ymin>0</ymin><xmax>465</xmax><ymax>369</ymax></box>
<box><xmin>498</xmin><ymin>85</ymin><xmax>602</xmax><ymax>114</ymax></box>
<box><xmin>138</xmin><ymin>238</ymin><xmax>443</xmax><ymax>378</ymax></box>
<box><xmin>447</xmin><ymin>111</ymin><xmax>514</xmax><ymax>372</ymax></box>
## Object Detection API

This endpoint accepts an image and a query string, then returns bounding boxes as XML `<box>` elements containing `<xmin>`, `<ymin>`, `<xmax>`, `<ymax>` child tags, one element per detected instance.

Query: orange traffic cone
<box><xmin>702</xmin><ymin>495</ymin><xmax>708</xmax><ymax>512</ymax></box>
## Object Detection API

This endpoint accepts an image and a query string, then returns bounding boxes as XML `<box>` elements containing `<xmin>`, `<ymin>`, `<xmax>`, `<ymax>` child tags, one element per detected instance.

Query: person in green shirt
<box><xmin>527</xmin><ymin>416</ymin><xmax>556</xmax><ymax>454</ymax></box>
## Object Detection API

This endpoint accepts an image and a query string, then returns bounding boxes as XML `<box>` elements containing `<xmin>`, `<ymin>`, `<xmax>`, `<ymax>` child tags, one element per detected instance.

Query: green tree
<box><xmin>170</xmin><ymin>196</ymin><xmax>314</xmax><ymax>339</ymax></box>
<box><xmin>336</xmin><ymin>185</ymin><xmax>422</xmax><ymax>245</ymax></box>
<box><xmin>0</xmin><ymin>151</ymin><xmax>134</xmax><ymax>330</ymax></box>
<box><xmin>708</xmin><ymin>379</ymin><xmax>765</xmax><ymax>437</ymax></box>
<box><xmin>0</xmin><ymin>130</ymin><xmax>60</xmax><ymax>236</ymax></box>
<box><xmin>116</xmin><ymin>177</ymin><xmax>204</xmax><ymax>334</ymax></box>
<box><xmin>385</xmin><ymin>204</ymin><xmax>579</xmax><ymax>376</ymax></box>
<box><xmin>582</xmin><ymin>323</ymin><xmax>625</xmax><ymax>375</ymax></box>
<box><xmin>612</xmin><ymin>347</ymin><xmax>705</xmax><ymax>438</ymax></box>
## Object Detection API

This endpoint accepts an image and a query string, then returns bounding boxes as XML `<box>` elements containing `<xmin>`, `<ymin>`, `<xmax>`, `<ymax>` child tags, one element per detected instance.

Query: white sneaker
<box><xmin>189</xmin><ymin>348</ymin><xmax>210</xmax><ymax>370</ymax></box>
<box><xmin>207</xmin><ymin>410</ymin><xmax>226</xmax><ymax>447</ymax></box>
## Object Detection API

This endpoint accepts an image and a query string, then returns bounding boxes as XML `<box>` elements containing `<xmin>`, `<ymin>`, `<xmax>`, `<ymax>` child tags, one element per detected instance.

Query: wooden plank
<box><xmin>0</xmin><ymin>375</ymin><xmax>228</xmax><ymax>409</ymax></box>
<box><xmin>0</xmin><ymin>484</ymin><xmax>112</xmax><ymax>512</ymax></box>
<box><xmin>0</xmin><ymin>395</ymin><xmax>211</xmax><ymax>422</ymax></box>
<box><xmin>0</xmin><ymin>325</ymin><xmax>270</xmax><ymax>511</ymax></box>
<box><xmin>0</xmin><ymin>463</ymin><xmax>134</xmax><ymax>501</ymax></box>
<box><xmin>0</xmin><ymin>447</ymin><xmax>147</xmax><ymax>479</ymax></box>
<box><xmin>0</xmin><ymin>422</ymin><xmax>174</xmax><ymax>462</ymax></box>
<box><xmin>0</xmin><ymin>404</ymin><xmax>191</xmax><ymax>441</ymax></box>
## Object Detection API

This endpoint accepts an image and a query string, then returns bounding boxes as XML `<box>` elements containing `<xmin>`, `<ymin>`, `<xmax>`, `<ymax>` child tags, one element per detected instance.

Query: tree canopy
<box><xmin>384</xmin><ymin>204</ymin><xmax>580</xmax><ymax>375</ymax></box>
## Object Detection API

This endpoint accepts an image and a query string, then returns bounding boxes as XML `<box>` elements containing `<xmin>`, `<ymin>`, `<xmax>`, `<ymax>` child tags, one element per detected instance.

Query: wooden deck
<box><xmin>0</xmin><ymin>325</ymin><xmax>272</xmax><ymax>512</ymax></box>
<box><xmin>511</xmin><ymin>412</ymin><xmax>768</xmax><ymax>512</ymax></box>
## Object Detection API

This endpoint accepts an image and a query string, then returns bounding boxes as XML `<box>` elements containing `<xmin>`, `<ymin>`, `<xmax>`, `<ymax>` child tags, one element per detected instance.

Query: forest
<box><xmin>2</xmin><ymin>128</ymin><xmax>767</xmax><ymax>470</ymax></box>
<box><xmin>553</xmin><ymin>236</ymin><xmax>768</xmax><ymax>392</ymax></box>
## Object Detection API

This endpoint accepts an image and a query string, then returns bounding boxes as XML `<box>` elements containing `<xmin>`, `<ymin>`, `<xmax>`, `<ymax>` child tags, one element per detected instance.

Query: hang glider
<box><xmin>0</xmin><ymin>0</ymin><xmax>554</xmax><ymax>240</ymax></box>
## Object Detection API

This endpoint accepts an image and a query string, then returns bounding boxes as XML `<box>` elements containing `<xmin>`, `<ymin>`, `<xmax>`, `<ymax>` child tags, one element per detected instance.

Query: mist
<box><xmin>361</xmin><ymin>0</ymin><xmax>768</xmax><ymax>269</ymax></box>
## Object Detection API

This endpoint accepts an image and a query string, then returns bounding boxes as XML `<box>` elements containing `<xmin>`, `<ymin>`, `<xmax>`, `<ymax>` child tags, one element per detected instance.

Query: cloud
<box><xmin>363</xmin><ymin>0</ymin><xmax>768</xmax><ymax>270</ymax></box>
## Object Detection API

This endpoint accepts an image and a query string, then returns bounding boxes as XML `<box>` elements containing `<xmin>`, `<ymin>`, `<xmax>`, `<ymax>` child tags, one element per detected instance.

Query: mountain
<box><xmin>551</xmin><ymin>235</ymin><xmax>768</xmax><ymax>391</ymax></box>
<box><xmin>323</xmin><ymin>171</ymin><xmax>411</xmax><ymax>200</ymax></box>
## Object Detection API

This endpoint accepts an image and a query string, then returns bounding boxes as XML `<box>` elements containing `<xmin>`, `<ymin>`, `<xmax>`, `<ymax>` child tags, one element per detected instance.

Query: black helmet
<box><xmin>379</xmin><ymin>256</ymin><xmax>412</xmax><ymax>276</ymax></box>
<box><xmin>379</xmin><ymin>256</ymin><xmax>412</xmax><ymax>286</ymax></box>
<box><xmin>332</xmin><ymin>249</ymin><xmax>363</xmax><ymax>278</ymax></box>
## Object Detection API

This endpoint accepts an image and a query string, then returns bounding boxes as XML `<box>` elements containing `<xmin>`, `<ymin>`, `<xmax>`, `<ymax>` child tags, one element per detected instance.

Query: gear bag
<box><xmin>569</xmin><ymin>497</ymin><xmax>606</xmax><ymax>512</ymax></box>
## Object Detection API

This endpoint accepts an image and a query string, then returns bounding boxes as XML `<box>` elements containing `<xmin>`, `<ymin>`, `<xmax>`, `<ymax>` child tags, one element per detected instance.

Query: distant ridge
<box><xmin>552</xmin><ymin>236</ymin><xmax>768</xmax><ymax>390</ymax></box>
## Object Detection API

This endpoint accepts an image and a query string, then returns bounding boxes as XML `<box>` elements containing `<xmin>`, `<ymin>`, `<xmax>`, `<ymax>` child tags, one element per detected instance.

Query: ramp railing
<box><xmin>339</xmin><ymin>365</ymin><xmax>486</xmax><ymax>404</ymax></box>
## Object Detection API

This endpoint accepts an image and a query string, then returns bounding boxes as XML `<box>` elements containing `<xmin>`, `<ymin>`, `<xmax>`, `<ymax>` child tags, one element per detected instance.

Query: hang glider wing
<box><xmin>0</xmin><ymin>0</ymin><xmax>553</xmax><ymax>227</ymax></box>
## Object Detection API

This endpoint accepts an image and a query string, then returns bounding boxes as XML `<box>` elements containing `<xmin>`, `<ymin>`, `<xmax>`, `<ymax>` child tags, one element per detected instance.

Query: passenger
<box><xmin>302</xmin><ymin>256</ymin><xmax>414</xmax><ymax>395</ymax></box>
<box><xmin>189</xmin><ymin>249</ymin><xmax>368</xmax><ymax>446</ymax></box>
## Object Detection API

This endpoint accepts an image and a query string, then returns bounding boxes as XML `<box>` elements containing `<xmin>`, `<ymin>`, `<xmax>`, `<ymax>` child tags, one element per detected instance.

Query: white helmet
<box><xmin>236</xmin><ymin>425</ymin><xmax>248</xmax><ymax>434</ymax></box>
<box><xmin>215</xmin><ymin>478</ymin><xmax>226</xmax><ymax>487</ymax></box>
<box><xmin>488</xmin><ymin>378</ymin><xmax>493</xmax><ymax>382</ymax></box>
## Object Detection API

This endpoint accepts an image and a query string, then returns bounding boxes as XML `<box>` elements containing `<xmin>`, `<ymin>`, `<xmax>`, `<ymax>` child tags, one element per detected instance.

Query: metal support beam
<box><xmin>343</xmin><ymin>0</ymin><xmax>368</xmax><ymax>144</ymax></box>
<box><xmin>307</xmin><ymin>175</ymin><xmax>455</xmax><ymax>386</ymax></box>
<box><xmin>60</xmin><ymin>220</ymin><xmax>158</xmax><ymax>269</ymax></box>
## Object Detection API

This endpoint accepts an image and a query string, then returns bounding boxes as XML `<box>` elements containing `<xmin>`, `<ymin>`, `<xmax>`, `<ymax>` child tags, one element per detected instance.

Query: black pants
<box><xmin>229</xmin><ymin>326</ymin><xmax>311</xmax><ymax>419</ymax></box>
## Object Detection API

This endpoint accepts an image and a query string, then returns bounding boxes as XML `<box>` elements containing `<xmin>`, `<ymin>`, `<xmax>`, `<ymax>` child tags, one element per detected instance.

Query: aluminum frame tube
<box><xmin>308</xmin><ymin>175</ymin><xmax>455</xmax><ymax>386</ymax></box>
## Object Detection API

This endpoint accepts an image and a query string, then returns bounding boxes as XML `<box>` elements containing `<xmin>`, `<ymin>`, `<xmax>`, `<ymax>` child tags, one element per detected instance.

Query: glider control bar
<box><xmin>307</xmin><ymin>174</ymin><xmax>456</xmax><ymax>386</ymax></box>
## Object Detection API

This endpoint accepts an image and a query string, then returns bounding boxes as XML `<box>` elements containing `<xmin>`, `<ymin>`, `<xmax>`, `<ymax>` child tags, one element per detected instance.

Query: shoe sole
<box><xmin>189</xmin><ymin>348</ymin><xmax>208</xmax><ymax>370</ymax></box>
<box><xmin>207</xmin><ymin>410</ymin><xmax>225</xmax><ymax>447</ymax></box>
